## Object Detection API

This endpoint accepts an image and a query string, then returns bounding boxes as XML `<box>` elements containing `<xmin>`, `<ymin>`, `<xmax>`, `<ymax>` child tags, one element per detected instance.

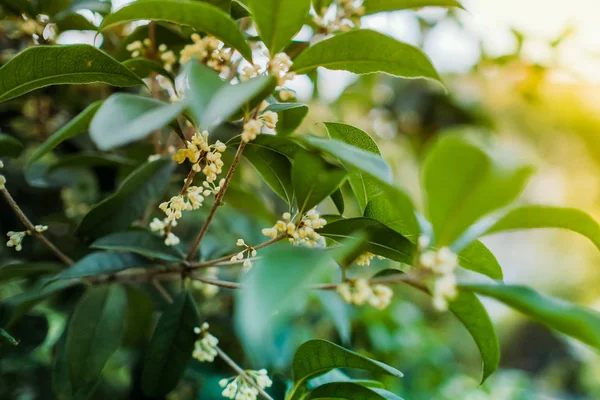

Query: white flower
<box><xmin>220</xmin><ymin>370</ymin><xmax>273</xmax><ymax>400</ymax></box>
<box><xmin>192</xmin><ymin>323</ymin><xmax>219</xmax><ymax>362</ymax></box>
<box><xmin>356</xmin><ymin>252</ymin><xmax>375</xmax><ymax>267</ymax></box>
<box><xmin>337</xmin><ymin>279</ymin><xmax>394</xmax><ymax>310</ymax></box>
<box><xmin>419</xmin><ymin>246</ymin><xmax>459</xmax><ymax>311</ymax></box>
<box><xmin>34</xmin><ymin>225</ymin><xmax>48</xmax><ymax>233</ymax></box>
<box><xmin>418</xmin><ymin>235</ymin><xmax>430</xmax><ymax>250</ymax></box>
<box><xmin>278</xmin><ymin>89</ymin><xmax>295</xmax><ymax>101</ymax></box>
<box><xmin>241</xmin><ymin>119</ymin><xmax>262</xmax><ymax>143</ymax></box>
<box><xmin>0</xmin><ymin>175</ymin><xmax>5</xmax><ymax>190</ymax></box>
<box><xmin>259</xmin><ymin>111</ymin><xmax>278</xmax><ymax>130</ymax></box>
<box><xmin>6</xmin><ymin>231</ymin><xmax>28</xmax><ymax>252</ymax></box>
<box><xmin>237</xmin><ymin>238</ymin><xmax>246</xmax><ymax>246</ymax></box>
<box><xmin>268</xmin><ymin>52</ymin><xmax>295</xmax><ymax>86</ymax></box>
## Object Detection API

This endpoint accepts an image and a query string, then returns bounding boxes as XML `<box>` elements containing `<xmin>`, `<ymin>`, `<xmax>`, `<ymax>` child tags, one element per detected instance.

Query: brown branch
<box><xmin>1</xmin><ymin>188</ymin><xmax>73</xmax><ymax>266</ymax></box>
<box><xmin>189</xmin><ymin>234</ymin><xmax>286</xmax><ymax>268</ymax></box>
<box><xmin>153</xmin><ymin>279</ymin><xmax>174</xmax><ymax>304</ymax></box>
<box><xmin>215</xmin><ymin>346</ymin><xmax>275</xmax><ymax>400</ymax></box>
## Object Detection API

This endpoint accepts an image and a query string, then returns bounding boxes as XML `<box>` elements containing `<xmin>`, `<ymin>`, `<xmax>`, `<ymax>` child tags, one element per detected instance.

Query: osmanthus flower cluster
<box><xmin>337</xmin><ymin>279</ymin><xmax>394</xmax><ymax>310</ymax></box>
<box><xmin>192</xmin><ymin>323</ymin><xmax>219</xmax><ymax>362</ymax></box>
<box><xmin>6</xmin><ymin>225</ymin><xmax>47</xmax><ymax>252</ymax></box>
<box><xmin>232</xmin><ymin>239</ymin><xmax>258</xmax><ymax>269</ymax></box>
<box><xmin>241</xmin><ymin>110</ymin><xmax>278</xmax><ymax>143</ymax></box>
<box><xmin>220</xmin><ymin>369</ymin><xmax>273</xmax><ymax>400</ymax></box>
<box><xmin>417</xmin><ymin>236</ymin><xmax>459</xmax><ymax>311</ymax></box>
<box><xmin>313</xmin><ymin>0</ymin><xmax>365</xmax><ymax>33</ymax></box>
<box><xmin>0</xmin><ymin>161</ymin><xmax>5</xmax><ymax>189</ymax></box>
<box><xmin>262</xmin><ymin>209</ymin><xmax>327</xmax><ymax>247</ymax></box>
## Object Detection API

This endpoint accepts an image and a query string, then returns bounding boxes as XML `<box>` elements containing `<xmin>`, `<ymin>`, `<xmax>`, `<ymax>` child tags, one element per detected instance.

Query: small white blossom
<box><xmin>356</xmin><ymin>252</ymin><xmax>375</xmax><ymax>267</ymax></box>
<box><xmin>259</xmin><ymin>111</ymin><xmax>278</xmax><ymax>130</ymax></box>
<box><xmin>179</xmin><ymin>34</ymin><xmax>231</xmax><ymax>75</ymax></box>
<box><xmin>192</xmin><ymin>323</ymin><xmax>219</xmax><ymax>362</ymax></box>
<box><xmin>263</xmin><ymin>208</ymin><xmax>327</xmax><ymax>247</ymax></box>
<box><xmin>337</xmin><ymin>279</ymin><xmax>393</xmax><ymax>310</ymax></box>
<box><xmin>6</xmin><ymin>231</ymin><xmax>28</xmax><ymax>252</ymax></box>
<box><xmin>219</xmin><ymin>369</ymin><xmax>272</xmax><ymax>400</ymax></box>
<box><xmin>278</xmin><ymin>89</ymin><xmax>295</xmax><ymax>101</ymax></box>
<box><xmin>164</xmin><ymin>232</ymin><xmax>181</xmax><ymax>247</ymax></box>
<box><xmin>241</xmin><ymin>119</ymin><xmax>262</xmax><ymax>143</ymax></box>
<box><xmin>418</xmin><ymin>235</ymin><xmax>430</xmax><ymax>250</ymax></box>
<box><xmin>268</xmin><ymin>52</ymin><xmax>295</xmax><ymax>86</ymax></box>
<box><xmin>419</xmin><ymin>247</ymin><xmax>459</xmax><ymax>311</ymax></box>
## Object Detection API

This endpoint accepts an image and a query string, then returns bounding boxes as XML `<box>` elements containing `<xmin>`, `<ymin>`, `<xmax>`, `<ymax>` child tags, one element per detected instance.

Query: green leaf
<box><xmin>228</xmin><ymin>132</ymin><xmax>303</xmax><ymax>159</ymax></box>
<box><xmin>292</xmin><ymin>150</ymin><xmax>347</xmax><ymax>214</ymax></box>
<box><xmin>319</xmin><ymin>217</ymin><xmax>414</xmax><ymax>264</ymax></box>
<box><xmin>91</xmin><ymin>231</ymin><xmax>185</xmax><ymax>262</ymax></box>
<box><xmin>0</xmin><ymin>262</ymin><xmax>63</xmax><ymax>282</ymax></box>
<box><xmin>90</xmin><ymin>94</ymin><xmax>185</xmax><ymax>150</ymax></box>
<box><xmin>115</xmin><ymin>23</ymin><xmax>188</xmax><ymax>61</ymax></box>
<box><xmin>28</xmin><ymin>101</ymin><xmax>103</xmax><ymax>165</ymax></box>
<box><xmin>0</xmin><ymin>133</ymin><xmax>24</xmax><ymax>157</ymax></box>
<box><xmin>0</xmin><ymin>0</ymin><xmax>36</xmax><ymax>16</ymax></box>
<box><xmin>123</xmin><ymin>286</ymin><xmax>154</xmax><ymax>347</ymax></box>
<box><xmin>307</xmin><ymin>382</ymin><xmax>403</xmax><ymax>400</ymax></box>
<box><xmin>55</xmin><ymin>13</ymin><xmax>98</xmax><ymax>31</ymax></box>
<box><xmin>458</xmin><ymin>241</ymin><xmax>503</xmax><ymax>280</ymax></box>
<box><xmin>317</xmin><ymin>291</ymin><xmax>351</xmax><ymax>345</ymax></box>
<box><xmin>462</xmin><ymin>284</ymin><xmax>600</xmax><ymax>350</ymax></box>
<box><xmin>243</xmin><ymin>143</ymin><xmax>294</xmax><ymax>204</ymax></box>
<box><xmin>422</xmin><ymin>135</ymin><xmax>533</xmax><ymax>247</ymax></box>
<box><xmin>290</xmin><ymin>340</ymin><xmax>402</xmax><ymax>399</ymax></box>
<box><xmin>0</xmin><ymin>328</ymin><xmax>19</xmax><ymax>346</ymax></box>
<box><xmin>77</xmin><ymin>158</ymin><xmax>174</xmax><ymax>239</ymax></box>
<box><xmin>53</xmin><ymin>252</ymin><xmax>147</xmax><ymax>280</ymax></box>
<box><xmin>449</xmin><ymin>291</ymin><xmax>499</xmax><ymax>384</ymax></box>
<box><xmin>123</xmin><ymin>57</ymin><xmax>176</xmax><ymax>89</ymax></box>
<box><xmin>142</xmin><ymin>291</ymin><xmax>200</xmax><ymax>397</ymax></box>
<box><xmin>363</xmin><ymin>0</ymin><xmax>464</xmax><ymax>15</ymax></box>
<box><xmin>330</xmin><ymin>188</ymin><xmax>345</xmax><ymax>214</ymax></box>
<box><xmin>485</xmin><ymin>205</ymin><xmax>600</xmax><ymax>250</ymax></box>
<box><xmin>292</xmin><ymin>30</ymin><xmax>442</xmax><ymax>86</ymax></box>
<box><xmin>48</xmin><ymin>153</ymin><xmax>136</xmax><ymax>173</ymax></box>
<box><xmin>0</xmin><ymin>45</ymin><xmax>143</xmax><ymax>103</ymax></box>
<box><xmin>264</xmin><ymin>103</ymin><xmax>308</xmax><ymax>136</ymax></box>
<box><xmin>245</xmin><ymin>0</ymin><xmax>311</xmax><ymax>53</ymax></box>
<box><xmin>363</xmin><ymin>185</ymin><xmax>419</xmax><ymax>240</ymax></box>
<box><xmin>66</xmin><ymin>285</ymin><xmax>127</xmax><ymax>390</ymax></box>
<box><xmin>100</xmin><ymin>0</ymin><xmax>253</xmax><ymax>61</ymax></box>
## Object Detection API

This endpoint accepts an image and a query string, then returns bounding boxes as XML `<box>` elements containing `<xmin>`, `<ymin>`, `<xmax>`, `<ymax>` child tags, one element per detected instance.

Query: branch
<box><xmin>215</xmin><ymin>346</ymin><xmax>275</xmax><ymax>400</ymax></box>
<box><xmin>189</xmin><ymin>234</ymin><xmax>286</xmax><ymax>268</ymax></box>
<box><xmin>1</xmin><ymin>188</ymin><xmax>73</xmax><ymax>266</ymax></box>
<box><xmin>152</xmin><ymin>279</ymin><xmax>174</xmax><ymax>304</ymax></box>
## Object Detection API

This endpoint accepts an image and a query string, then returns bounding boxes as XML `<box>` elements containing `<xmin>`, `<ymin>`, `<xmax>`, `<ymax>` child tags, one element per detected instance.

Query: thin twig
<box><xmin>1</xmin><ymin>188</ymin><xmax>73</xmax><ymax>266</ymax></box>
<box><xmin>215</xmin><ymin>346</ymin><xmax>275</xmax><ymax>400</ymax></box>
<box><xmin>186</xmin><ymin>141</ymin><xmax>247</xmax><ymax>261</ymax></box>
<box><xmin>148</xmin><ymin>21</ymin><xmax>162</xmax><ymax>154</ymax></box>
<box><xmin>189</xmin><ymin>234</ymin><xmax>286</xmax><ymax>268</ymax></box>
<box><xmin>152</xmin><ymin>279</ymin><xmax>174</xmax><ymax>304</ymax></box>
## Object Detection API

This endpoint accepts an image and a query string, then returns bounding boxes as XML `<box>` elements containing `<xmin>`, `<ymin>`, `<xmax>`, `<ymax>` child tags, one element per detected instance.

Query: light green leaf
<box><xmin>458</xmin><ymin>241</ymin><xmax>503</xmax><ymax>280</ymax></box>
<box><xmin>228</xmin><ymin>133</ymin><xmax>303</xmax><ymax>159</ymax></box>
<box><xmin>123</xmin><ymin>57</ymin><xmax>176</xmax><ymax>89</ymax></box>
<box><xmin>142</xmin><ymin>291</ymin><xmax>200</xmax><ymax>396</ymax></box>
<box><xmin>290</xmin><ymin>340</ymin><xmax>402</xmax><ymax>399</ymax></box>
<box><xmin>77</xmin><ymin>159</ymin><xmax>174</xmax><ymax>239</ymax></box>
<box><xmin>243</xmin><ymin>144</ymin><xmax>294</xmax><ymax>204</ymax></box>
<box><xmin>100</xmin><ymin>0</ymin><xmax>253</xmax><ymax>61</ymax></box>
<box><xmin>316</xmin><ymin>291</ymin><xmax>351</xmax><ymax>345</ymax></box>
<box><xmin>0</xmin><ymin>133</ymin><xmax>24</xmax><ymax>157</ymax></box>
<box><xmin>462</xmin><ymin>284</ymin><xmax>600</xmax><ymax>350</ymax></box>
<box><xmin>364</xmin><ymin>0</ymin><xmax>464</xmax><ymax>15</ymax></box>
<box><xmin>0</xmin><ymin>45</ymin><xmax>143</xmax><ymax>103</ymax></box>
<box><xmin>319</xmin><ymin>217</ymin><xmax>414</xmax><ymax>264</ymax></box>
<box><xmin>330</xmin><ymin>187</ymin><xmax>345</xmax><ymax>214</ymax></box>
<box><xmin>264</xmin><ymin>103</ymin><xmax>308</xmax><ymax>136</ymax></box>
<box><xmin>292</xmin><ymin>29</ymin><xmax>442</xmax><ymax>86</ymax></box>
<box><xmin>363</xmin><ymin>186</ymin><xmax>419</xmax><ymax>240</ymax></box>
<box><xmin>245</xmin><ymin>0</ymin><xmax>311</xmax><ymax>53</ymax></box>
<box><xmin>91</xmin><ymin>231</ymin><xmax>185</xmax><ymax>262</ymax></box>
<box><xmin>90</xmin><ymin>94</ymin><xmax>185</xmax><ymax>150</ymax></box>
<box><xmin>28</xmin><ymin>101</ymin><xmax>103</xmax><ymax>165</ymax></box>
<box><xmin>66</xmin><ymin>285</ymin><xmax>127</xmax><ymax>391</ymax></box>
<box><xmin>422</xmin><ymin>135</ymin><xmax>533</xmax><ymax>247</ymax></box>
<box><xmin>307</xmin><ymin>382</ymin><xmax>403</xmax><ymax>400</ymax></box>
<box><xmin>292</xmin><ymin>150</ymin><xmax>347</xmax><ymax>215</ymax></box>
<box><xmin>53</xmin><ymin>252</ymin><xmax>147</xmax><ymax>280</ymax></box>
<box><xmin>485</xmin><ymin>205</ymin><xmax>600</xmax><ymax>250</ymax></box>
<box><xmin>0</xmin><ymin>328</ymin><xmax>19</xmax><ymax>346</ymax></box>
<box><xmin>449</xmin><ymin>291</ymin><xmax>500</xmax><ymax>384</ymax></box>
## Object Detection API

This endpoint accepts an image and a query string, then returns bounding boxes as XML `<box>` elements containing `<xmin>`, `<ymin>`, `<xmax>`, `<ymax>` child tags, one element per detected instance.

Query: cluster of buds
<box><xmin>267</xmin><ymin>52</ymin><xmax>295</xmax><ymax>87</ymax></box>
<box><xmin>355</xmin><ymin>252</ymin><xmax>384</xmax><ymax>266</ymax></box>
<box><xmin>173</xmin><ymin>130</ymin><xmax>226</xmax><ymax>180</ymax></box>
<box><xmin>0</xmin><ymin>160</ymin><xmax>6</xmax><ymax>189</ymax></box>
<box><xmin>192</xmin><ymin>323</ymin><xmax>219</xmax><ymax>362</ymax></box>
<box><xmin>180</xmin><ymin>34</ymin><xmax>232</xmax><ymax>76</ymax></box>
<box><xmin>192</xmin><ymin>267</ymin><xmax>220</xmax><ymax>298</ymax></box>
<box><xmin>418</xmin><ymin>236</ymin><xmax>459</xmax><ymax>311</ymax></box>
<box><xmin>241</xmin><ymin>111</ymin><xmax>278</xmax><ymax>142</ymax></box>
<box><xmin>6</xmin><ymin>225</ymin><xmax>47</xmax><ymax>252</ymax></box>
<box><xmin>313</xmin><ymin>0</ymin><xmax>365</xmax><ymax>33</ymax></box>
<box><xmin>219</xmin><ymin>369</ymin><xmax>273</xmax><ymax>400</ymax></box>
<box><xmin>231</xmin><ymin>239</ymin><xmax>257</xmax><ymax>269</ymax></box>
<box><xmin>337</xmin><ymin>278</ymin><xmax>393</xmax><ymax>309</ymax></box>
<box><xmin>126</xmin><ymin>39</ymin><xmax>177</xmax><ymax>71</ymax></box>
<box><xmin>262</xmin><ymin>209</ymin><xmax>327</xmax><ymax>247</ymax></box>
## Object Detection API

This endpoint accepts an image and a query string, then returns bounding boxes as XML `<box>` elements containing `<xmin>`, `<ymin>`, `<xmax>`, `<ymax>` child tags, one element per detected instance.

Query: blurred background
<box><xmin>2</xmin><ymin>0</ymin><xmax>600</xmax><ymax>399</ymax></box>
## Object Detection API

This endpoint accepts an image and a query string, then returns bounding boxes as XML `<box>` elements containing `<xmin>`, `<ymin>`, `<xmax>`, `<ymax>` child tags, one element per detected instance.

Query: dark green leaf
<box><xmin>307</xmin><ymin>382</ymin><xmax>403</xmax><ymax>400</ymax></box>
<box><xmin>292</xmin><ymin>30</ymin><xmax>442</xmax><ymax>86</ymax></box>
<box><xmin>0</xmin><ymin>328</ymin><xmax>19</xmax><ymax>346</ymax></box>
<box><xmin>28</xmin><ymin>101</ymin><xmax>103</xmax><ymax>165</ymax></box>
<box><xmin>245</xmin><ymin>0</ymin><xmax>311</xmax><ymax>53</ymax></box>
<box><xmin>115</xmin><ymin>23</ymin><xmax>188</xmax><ymax>61</ymax></box>
<box><xmin>463</xmin><ymin>284</ymin><xmax>600</xmax><ymax>350</ymax></box>
<box><xmin>363</xmin><ymin>0</ymin><xmax>464</xmax><ymax>15</ymax></box>
<box><xmin>48</xmin><ymin>153</ymin><xmax>136</xmax><ymax>173</ymax></box>
<box><xmin>123</xmin><ymin>57</ymin><xmax>176</xmax><ymax>89</ymax></box>
<box><xmin>449</xmin><ymin>291</ymin><xmax>499</xmax><ymax>384</ymax></box>
<box><xmin>0</xmin><ymin>261</ymin><xmax>63</xmax><ymax>282</ymax></box>
<box><xmin>91</xmin><ymin>231</ymin><xmax>184</xmax><ymax>262</ymax></box>
<box><xmin>0</xmin><ymin>45</ymin><xmax>143</xmax><ymax>103</ymax></box>
<box><xmin>264</xmin><ymin>103</ymin><xmax>308</xmax><ymax>136</ymax></box>
<box><xmin>90</xmin><ymin>94</ymin><xmax>185</xmax><ymax>150</ymax></box>
<box><xmin>330</xmin><ymin>188</ymin><xmax>345</xmax><ymax>214</ymax></box>
<box><xmin>77</xmin><ymin>158</ymin><xmax>174</xmax><ymax>239</ymax></box>
<box><xmin>0</xmin><ymin>133</ymin><xmax>24</xmax><ymax>157</ymax></box>
<box><xmin>55</xmin><ymin>13</ymin><xmax>98</xmax><ymax>31</ymax></box>
<box><xmin>100</xmin><ymin>0</ymin><xmax>253</xmax><ymax>61</ymax></box>
<box><xmin>142</xmin><ymin>291</ymin><xmax>200</xmax><ymax>396</ymax></box>
<box><xmin>0</xmin><ymin>0</ymin><xmax>35</xmax><ymax>16</ymax></box>
<box><xmin>123</xmin><ymin>286</ymin><xmax>154</xmax><ymax>347</ymax></box>
<box><xmin>243</xmin><ymin>144</ymin><xmax>294</xmax><ymax>204</ymax></box>
<box><xmin>66</xmin><ymin>285</ymin><xmax>127</xmax><ymax>390</ymax></box>
<box><xmin>53</xmin><ymin>252</ymin><xmax>147</xmax><ymax>280</ymax></box>
<box><xmin>292</xmin><ymin>150</ymin><xmax>347</xmax><ymax>214</ymax></box>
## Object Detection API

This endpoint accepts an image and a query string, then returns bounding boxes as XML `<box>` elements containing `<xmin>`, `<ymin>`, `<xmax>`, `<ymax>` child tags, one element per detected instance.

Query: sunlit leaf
<box><xmin>307</xmin><ymin>382</ymin><xmax>403</xmax><ymax>400</ymax></box>
<box><xmin>363</xmin><ymin>0</ymin><xmax>464</xmax><ymax>15</ymax></box>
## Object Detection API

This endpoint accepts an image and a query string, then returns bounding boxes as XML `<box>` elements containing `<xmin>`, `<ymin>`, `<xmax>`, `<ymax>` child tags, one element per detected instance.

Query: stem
<box><xmin>148</xmin><ymin>21</ymin><xmax>162</xmax><ymax>154</ymax></box>
<box><xmin>186</xmin><ymin>141</ymin><xmax>247</xmax><ymax>261</ymax></box>
<box><xmin>1</xmin><ymin>188</ymin><xmax>73</xmax><ymax>266</ymax></box>
<box><xmin>189</xmin><ymin>234</ymin><xmax>286</xmax><ymax>268</ymax></box>
<box><xmin>153</xmin><ymin>279</ymin><xmax>174</xmax><ymax>304</ymax></box>
<box><xmin>215</xmin><ymin>346</ymin><xmax>275</xmax><ymax>400</ymax></box>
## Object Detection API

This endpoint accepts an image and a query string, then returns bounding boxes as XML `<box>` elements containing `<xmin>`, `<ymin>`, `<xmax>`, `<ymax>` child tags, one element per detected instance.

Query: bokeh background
<box><xmin>2</xmin><ymin>0</ymin><xmax>600</xmax><ymax>399</ymax></box>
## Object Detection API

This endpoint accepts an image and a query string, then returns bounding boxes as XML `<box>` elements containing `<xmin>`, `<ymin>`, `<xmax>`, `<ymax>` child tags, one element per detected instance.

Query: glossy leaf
<box><xmin>307</xmin><ymin>382</ymin><xmax>403</xmax><ymax>400</ymax></box>
<box><xmin>458</xmin><ymin>241</ymin><xmax>503</xmax><ymax>280</ymax></box>
<box><xmin>364</xmin><ymin>0</ymin><xmax>463</xmax><ymax>14</ymax></box>
<box><xmin>48</xmin><ymin>153</ymin><xmax>136</xmax><ymax>173</ymax></box>
<box><xmin>0</xmin><ymin>45</ymin><xmax>143</xmax><ymax>103</ymax></box>
<box><xmin>53</xmin><ymin>252</ymin><xmax>147</xmax><ymax>280</ymax></box>
<box><xmin>90</xmin><ymin>94</ymin><xmax>185</xmax><ymax>150</ymax></box>
<box><xmin>142</xmin><ymin>291</ymin><xmax>200</xmax><ymax>396</ymax></box>
<box><xmin>0</xmin><ymin>133</ymin><xmax>24</xmax><ymax>157</ymax></box>
<box><xmin>293</xmin><ymin>150</ymin><xmax>347</xmax><ymax>214</ymax></box>
<box><xmin>330</xmin><ymin>188</ymin><xmax>345</xmax><ymax>214</ymax></box>
<box><xmin>123</xmin><ymin>57</ymin><xmax>176</xmax><ymax>89</ymax></box>
<box><xmin>55</xmin><ymin>13</ymin><xmax>98</xmax><ymax>31</ymax></box>
<box><xmin>77</xmin><ymin>159</ymin><xmax>174</xmax><ymax>239</ymax></box>
<box><xmin>28</xmin><ymin>101</ymin><xmax>103</xmax><ymax>165</ymax></box>
<box><xmin>292</xmin><ymin>30</ymin><xmax>442</xmax><ymax>86</ymax></box>
<box><xmin>485</xmin><ymin>205</ymin><xmax>600</xmax><ymax>250</ymax></box>
<box><xmin>100</xmin><ymin>0</ymin><xmax>253</xmax><ymax>61</ymax></box>
<box><xmin>0</xmin><ymin>328</ymin><xmax>19</xmax><ymax>346</ymax></box>
<box><xmin>243</xmin><ymin>144</ymin><xmax>294</xmax><ymax>204</ymax></box>
<box><xmin>449</xmin><ymin>291</ymin><xmax>500</xmax><ymax>384</ymax></box>
<box><xmin>246</xmin><ymin>0</ymin><xmax>311</xmax><ymax>53</ymax></box>
<box><xmin>91</xmin><ymin>231</ymin><xmax>185</xmax><ymax>262</ymax></box>
<box><xmin>228</xmin><ymin>133</ymin><xmax>303</xmax><ymax>159</ymax></box>
<box><xmin>422</xmin><ymin>135</ymin><xmax>532</xmax><ymax>246</ymax></box>
<box><xmin>463</xmin><ymin>284</ymin><xmax>600</xmax><ymax>350</ymax></box>
<box><xmin>66</xmin><ymin>285</ymin><xmax>127</xmax><ymax>390</ymax></box>
<box><xmin>264</xmin><ymin>103</ymin><xmax>309</xmax><ymax>136</ymax></box>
